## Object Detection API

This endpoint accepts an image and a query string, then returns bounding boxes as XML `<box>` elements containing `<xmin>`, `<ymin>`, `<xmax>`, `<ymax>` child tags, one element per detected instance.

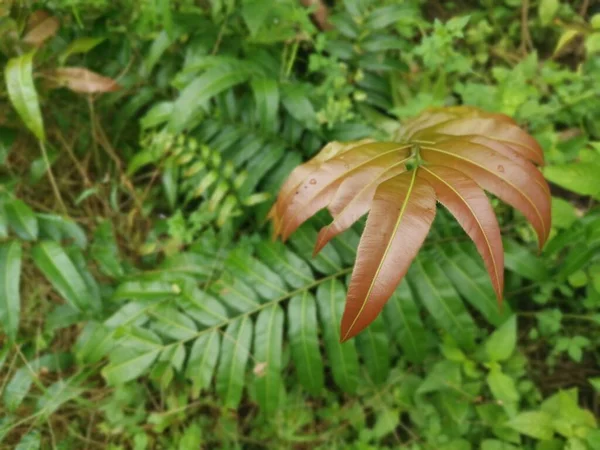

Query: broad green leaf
<box><xmin>3</xmin><ymin>353</ymin><xmax>72</xmax><ymax>412</ymax></box>
<box><xmin>226</xmin><ymin>249</ymin><xmax>286</xmax><ymax>299</ymax></box>
<box><xmin>112</xmin><ymin>280</ymin><xmax>180</xmax><ymax>302</ymax></box>
<box><xmin>102</xmin><ymin>328</ymin><xmax>163</xmax><ymax>384</ymax></box>
<box><xmin>256</xmin><ymin>241</ymin><xmax>313</xmax><ymax>289</ymax></box>
<box><xmin>289</xmin><ymin>224</ymin><xmax>343</xmax><ymax>275</ymax></box>
<box><xmin>487</xmin><ymin>366</ymin><xmax>519</xmax><ymax>417</ymax></box>
<box><xmin>0</xmin><ymin>241</ymin><xmax>21</xmax><ymax>340</ymax></box>
<box><xmin>216</xmin><ymin>316</ymin><xmax>253</xmax><ymax>409</ymax></box>
<box><xmin>438</xmin><ymin>242</ymin><xmax>511</xmax><ymax>326</ymax></box>
<box><xmin>216</xmin><ymin>275</ymin><xmax>261</xmax><ymax>313</ymax></box>
<box><xmin>417</xmin><ymin>360</ymin><xmax>461</xmax><ymax>395</ymax></box>
<box><xmin>253</xmin><ymin>304</ymin><xmax>284</xmax><ymax>415</ymax></box>
<box><xmin>5</xmin><ymin>199</ymin><xmax>38</xmax><ymax>241</ymax></box>
<box><xmin>281</xmin><ymin>84</ymin><xmax>318</xmax><ymax>130</ymax></box>
<box><xmin>383</xmin><ymin>282</ymin><xmax>430</xmax><ymax>363</ymax></box>
<box><xmin>544</xmin><ymin>163</ymin><xmax>600</xmax><ymax>200</ymax></box>
<box><xmin>15</xmin><ymin>431</ymin><xmax>40</xmax><ymax>450</ymax></box>
<box><xmin>551</xmin><ymin>197</ymin><xmax>578</xmax><ymax>229</ymax></box>
<box><xmin>242</xmin><ymin>0</ymin><xmax>270</xmax><ymax>35</ymax></box>
<box><xmin>169</xmin><ymin>64</ymin><xmax>252</xmax><ymax>132</ymax></box>
<box><xmin>186</xmin><ymin>330</ymin><xmax>220</xmax><ymax>398</ymax></box>
<box><xmin>144</xmin><ymin>31</ymin><xmax>175</xmax><ymax>75</ymax></box>
<box><xmin>58</xmin><ymin>36</ymin><xmax>106</xmax><ymax>64</ymax></box>
<box><xmin>181</xmin><ymin>286</ymin><xmax>229</xmax><ymax>327</ymax></box>
<box><xmin>150</xmin><ymin>305</ymin><xmax>198</xmax><ymax>340</ymax></box>
<box><xmin>91</xmin><ymin>220</ymin><xmax>123</xmax><ymax>278</ymax></box>
<box><xmin>31</xmin><ymin>241</ymin><xmax>98</xmax><ymax>312</ymax></box>
<box><xmin>4</xmin><ymin>51</ymin><xmax>45</xmax><ymax>141</ymax></box>
<box><xmin>485</xmin><ymin>316</ymin><xmax>517</xmax><ymax>362</ymax></box>
<box><xmin>37</xmin><ymin>378</ymin><xmax>83</xmax><ymax>419</ymax></box>
<box><xmin>74</xmin><ymin>321</ymin><xmax>115</xmax><ymax>364</ymax></box>
<box><xmin>365</xmin><ymin>4</ymin><xmax>416</xmax><ymax>30</ymax></box>
<box><xmin>316</xmin><ymin>279</ymin><xmax>360</xmax><ymax>393</ymax></box>
<box><xmin>36</xmin><ymin>213</ymin><xmax>87</xmax><ymax>248</ymax></box>
<box><xmin>140</xmin><ymin>101</ymin><xmax>174</xmax><ymax>129</ymax></box>
<box><xmin>3</xmin><ymin>370</ymin><xmax>33</xmax><ymax>412</ymax></box>
<box><xmin>507</xmin><ymin>411</ymin><xmax>554</xmax><ymax>440</ymax></box>
<box><xmin>503</xmin><ymin>239</ymin><xmax>549</xmax><ymax>281</ymax></box>
<box><xmin>251</xmin><ymin>77</ymin><xmax>279</xmax><ymax>132</ymax></box>
<box><xmin>287</xmin><ymin>292</ymin><xmax>324</xmax><ymax>395</ymax></box>
<box><xmin>410</xmin><ymin>257</ymin><xmax>477</xmax><ymax>350</ymax></box>
<box><xmin>355</xmin><ymin>314</ymin><xmax>390</xmax><ymax>384</ymax></box>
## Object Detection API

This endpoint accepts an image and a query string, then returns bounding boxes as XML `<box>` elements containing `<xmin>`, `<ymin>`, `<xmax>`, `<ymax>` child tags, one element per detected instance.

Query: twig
<box><xmin>39</xmin><ymin>140</ymin><xmax>69</xmax><ymax>215</ymax></box>
<box><xmin>520</xmin><ymin>0</ymin><xmax>533</xmax><ymax>55</ymax></box>
<box><xmin>579</xmin><ymin>0</ymin><xmax>590</xmax><ymax>17</ymax></box>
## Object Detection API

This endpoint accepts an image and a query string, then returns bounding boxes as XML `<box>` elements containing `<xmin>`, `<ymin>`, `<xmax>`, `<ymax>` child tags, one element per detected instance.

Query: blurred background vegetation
<box><xmin>0</xmin><ymin>0</ymin><xmax>599</xmax><ymax>448</ymax></box>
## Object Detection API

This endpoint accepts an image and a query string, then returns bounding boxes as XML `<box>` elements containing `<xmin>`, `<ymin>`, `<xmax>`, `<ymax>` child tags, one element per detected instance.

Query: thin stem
<box><xmin>285</xmin><ymin>39</ymin><xmax>300</xmax><ymax>79</ymax></box>
<box><xmin>39</xmin><ymin>140</ymin><xmax>69</xmax><ymax>215</ymax></box>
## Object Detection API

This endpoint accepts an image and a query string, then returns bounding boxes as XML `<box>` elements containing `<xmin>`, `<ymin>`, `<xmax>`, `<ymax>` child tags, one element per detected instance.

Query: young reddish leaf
<box><xmin>314</xmin><ymin>161</ymin><xmax>407</xmax><ymax>255</ymax></box>
<box><xmin>270</xmin><ymin>106</ymin><xmax>550</xmax><ymax>340</ymax></box>
<box><xmin>276</xmin><ymin>143</ymin><xmax>410</xmax><ymax>240</ymax></box>
<box><xmin>268</xmin><ymin>140</ymin><xmax>372</xmax><ymax>231</ymax></box>
<box><xmin>421</xmin><ymin>141</ymin><xmax>551</xmax><ymax>247</ymax></box>
<box><xmin>420</xmin><ymin>165</ymin><xmax>504</xmax><ymax>300</ymax></box>
<box><xmin>49</xmin><ymin>68</ymin><xmax>120</xmax><ymax>94</ymax></box>
<box><xmin>22</xmin><ymin>11</ymin><xmax>60</xmax><ymax>47</ymax></box>
<box><xmin>419</xmin><ymin>118</ymin><xmax>544</xmax><ymax>165</ymax></box>
<box><xmin>340</xmin><ymin>170</ymin><xmax>436</xmax><ymax>341</ymax></box>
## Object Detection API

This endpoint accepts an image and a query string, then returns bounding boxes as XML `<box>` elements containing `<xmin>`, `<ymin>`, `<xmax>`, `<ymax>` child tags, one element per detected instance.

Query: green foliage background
<box><xmin>1</xmin><ymin>0</ymin><xmax>600</xmax><ymax>449</ymax></box>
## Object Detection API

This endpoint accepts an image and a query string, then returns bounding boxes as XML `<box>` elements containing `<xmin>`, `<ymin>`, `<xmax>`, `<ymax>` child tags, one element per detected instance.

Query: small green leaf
<box><xmin>551</xmin><ymin>197</ymin><xmax>578</xmax><ymax>229</ymax></box>
<box><xmin>383</xmin><ymin>281</ymin><xmax>430</xmax><ymax>363</ymax></box>
<box><xmin>0</xmin><ymin>241</ymin><xmax>21</xmax><ymax>341</ymax></box>
<box><xmin>186</xmin><ymin>330</ymin><xmax>220</xmax><ymax>398</ymax></box>
<box><xmin>91</xmin><ymin>220</ymin><xmax>123</xmax><ymax>278</ymax></box>
<box><xmin>253</xmin><ymin>304</ymin><xmax>284</xmax><ymax>415</ymax></box>
<box><xmin>485</xmin><ymin>316</ymin><xmax>517</xmax><ymax>362</ymax></box>
<box><xmin>150</xmin><ymin>305</ymin><xmax>197</xmax><ymax>340</ymax></box>
<box><xmin>507</xmin><ymin>411</ymin><xmax>554</xmax><ymax>440</ymax></box>
<box><xmin>5</xmin><ymin>199</ymin><xmax>38</xmax><ymax>241</ymax></box>
<box><xmin>287</xmin><ymin>291</ymin><xmax>324</xmax><ymax>395</ymax></box>
<box><xmin>102</xmin><ymin>328</ymin><xmax>163</xmax><ymax>384</ymax></box>
<box><xmin>32</xmin><ymin>241</ymin><xmax>98</xmax><ymax>312</ymax></box>
<box><xmin>4</xmin><ymin>51</ymin><xmax>45</xmax><ymax>141</ymax></box>
<box><xmin>216</xmin><ymin>316</ymin><xmax>253</xmax><ymax>409</ymax></box>
<box><xmin>58</xmin><ymin>36</ymin><xmax>106</xmax><ymax>64</ymax></box>
<box><xmin>251</xmin><ymin>77</ymin><xmax>279</xmax><ymax>133</ymax></box>
<box><xmin>355</xmin><ymin>315</ymin><xmax>390</xmax><ymax>384</ymax></box>
<box><xmin>538</xmin><ymin>0</ymin><xmax>559</xmax><ymax>26</ymax></box>
<box><xmin>15</xmin><ymin>431</ymin><xmax>41</xmax><ymax>450</ymax></box>
<box><xmin>544</xmin><ymin>163</ymin><xmax>600</xmax><ymax>200</ymax></box>
<box><xmin>316</xmin><ymin>279</ymin><xmax>360</xmax><ymax>394</ymax></box>
<box><xmin>37</xmin><ymin>378</ymin><xmax>83</xmax><ymax>419</ymax></box>
<box><xmin>487</xmin><ymin>366</ymin><xmax>520</xmax><ymax>417</ymax></box>
<box><xmin>169</xmin><ymin>64</ymin><xmax>252</xmax><ymax>133</ymax></box>
<box><xmin>112</xmin><ymin>280</ymin><xmax>180</xmax><ymax>302</ymax></box>
<box><xmin>410</xmin><ymin>258</ymin><xmax>477</xmax><ymax>350</ymax></box>
<box><xmin>256</xmin><ymin>241</ymin><xmax>313</xmax><ymax>289</ymax></box>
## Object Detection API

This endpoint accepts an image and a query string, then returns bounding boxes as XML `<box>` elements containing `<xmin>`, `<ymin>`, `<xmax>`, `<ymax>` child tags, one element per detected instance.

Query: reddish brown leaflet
<box><xmin>270</xmin><ymin>106</ymin><xmax>551</xmax><ymax>341</ymax></box>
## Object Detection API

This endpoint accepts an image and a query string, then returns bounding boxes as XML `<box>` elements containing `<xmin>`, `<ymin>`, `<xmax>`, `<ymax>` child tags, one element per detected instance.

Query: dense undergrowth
<box><xmin>1</xmin><ymin>0</ymin><xmax>600</xmax><ymax>449</ymax></box>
